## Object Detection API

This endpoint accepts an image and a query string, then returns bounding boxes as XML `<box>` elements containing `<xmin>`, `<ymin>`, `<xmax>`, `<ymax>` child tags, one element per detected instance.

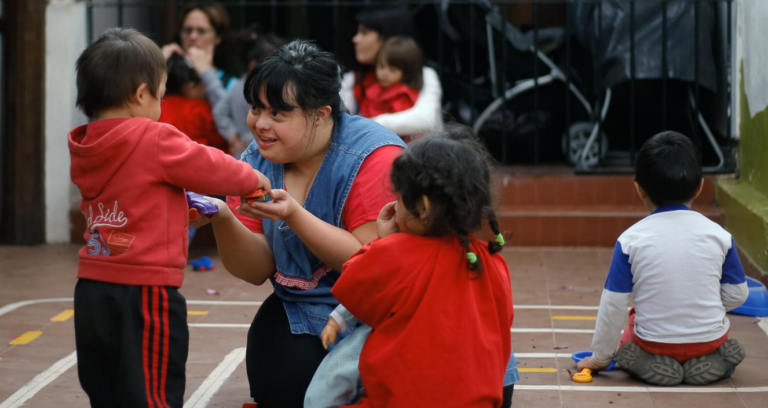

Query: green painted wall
<box><xmin>716</xmin><ymin>64</ymin><xmax>768</xmax><ymax>275</ymax></box>
<box><xmin>738</xmin><ymin>65</ymin><xmax>768</xmax><ymax>194</ymax></box>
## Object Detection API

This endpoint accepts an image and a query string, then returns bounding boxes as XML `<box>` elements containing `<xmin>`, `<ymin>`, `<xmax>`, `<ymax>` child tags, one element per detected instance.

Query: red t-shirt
<box><xmin>159</xmin><ymin>95</ymin><xmax>228</xmax><ymax>152</ymax></box>
<box><xmin>333</xmin><ymin>234</ymin><xmax>514</xmax><ymax>408</ymax></box>
<box><xmin>227</xmin><ymin>145</ymin><xmax>403</xmax><ymax>233</ymax></box>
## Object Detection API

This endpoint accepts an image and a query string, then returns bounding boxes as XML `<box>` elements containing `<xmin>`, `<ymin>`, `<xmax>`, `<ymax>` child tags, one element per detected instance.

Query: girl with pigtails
<box><xmin>305</xmin><ymin>124</ymin><xmax>518</xmax><ymax>408</ymax></box>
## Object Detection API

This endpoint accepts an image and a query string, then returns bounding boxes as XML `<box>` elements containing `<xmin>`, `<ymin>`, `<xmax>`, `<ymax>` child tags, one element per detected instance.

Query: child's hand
<box><xmin>161</xmin><ymin>43</ymin><xmax>185</xmax><ymax>60</ymax></box>
<box><xmin>321</xmin><ymin>319</ymin><xmax>341</xmax><ymax>350</ymax></box>
<box><xmin>376</xmin><ymin>201</ymin><xmax>399</xmax><ymax>238</ymax></box>
<box><xmin>236</xmin><ymin>189</ymin><xmax>300</xmax><ymax>222</ymax></box>
<box><xmin>254</xmin><ymin>169</ymin><xmax>271</xmax><ymax>193</ymax></box>
<box><xmin>576</xmin><ymin>356</ymin><xmax>605</xmax><ymax>371</ymax></box>
<box><xmin>189</xmin><ymin>196</ymin><xmax>230</xmax><ymax>229</ymax></box>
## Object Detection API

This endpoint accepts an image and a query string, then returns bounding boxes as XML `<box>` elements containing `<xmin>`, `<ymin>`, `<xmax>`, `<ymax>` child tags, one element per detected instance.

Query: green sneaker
<box><xmin>683</xmin><ymin>339</ymin><xmax>746</xmax><ymax>385</ymax></box>
<box><xmin>616</xmin><ymin>343</ymin><xmax>684</xmax><ymax>386</ymax></box>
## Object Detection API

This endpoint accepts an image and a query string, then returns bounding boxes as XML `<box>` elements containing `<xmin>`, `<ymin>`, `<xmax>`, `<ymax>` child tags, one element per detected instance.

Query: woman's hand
<box><xmin>189</xmin><ymin>196</ymin><xmax>230</xmax><ymax>229</ymax></box>
<box><xmin>161</xmin><ymin>43</ymin><xmax>185</xmax><ymax>60</ymax></box>
<box><xmin>236</xmin><ymin>189</ymin><xmax>301</xmax><ymax>222</ymax></box>
<box><xmin>376</xmin><ymin>201</ymin><xmax>399</xmax><ymax>238</ymax></box>
<box><xmin>186</xmin><ymin>44</ymin><xmax>215</xmax><ymax>74</ymax></box>
<box><xmin>321</xmin><ymin>319</ymin><xmax>341</xmax><ymax>350</ymax></box>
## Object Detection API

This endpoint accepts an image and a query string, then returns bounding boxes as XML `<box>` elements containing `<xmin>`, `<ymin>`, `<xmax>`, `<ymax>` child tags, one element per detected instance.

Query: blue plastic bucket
<box><xmin>730</xmin><ymin>276</ymin><xmax>768</xmax><ymax>317</ymax></box>
<box><xmin>571</xmin><ymin>351</ymin><xmax>617</xmax><ymax>370</ymax></box>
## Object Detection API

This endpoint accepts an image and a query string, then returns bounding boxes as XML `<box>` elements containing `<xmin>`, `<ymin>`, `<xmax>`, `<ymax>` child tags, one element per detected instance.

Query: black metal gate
<box><xmin>85</xmin><ymin>0</ymin><xmax>736</xmax><ymax>173</ymax></box>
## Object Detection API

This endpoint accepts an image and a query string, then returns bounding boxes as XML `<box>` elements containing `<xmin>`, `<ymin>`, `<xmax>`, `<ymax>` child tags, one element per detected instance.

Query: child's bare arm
<box><xmin>321</xmin><ymin>318</ymin><xmax>341</xmax><ymax>350</ymax></box>
<box><xmin>191</xmin><ymin>197</ymin><xmax>276</xmax><ymax>285</ymax></box>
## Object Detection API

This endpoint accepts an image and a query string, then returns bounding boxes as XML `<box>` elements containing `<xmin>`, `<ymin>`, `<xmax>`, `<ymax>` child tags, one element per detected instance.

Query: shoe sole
<box><xmin>683</xmin><ymin>339</ymin><xmax>746</xmax><ymax>385</ymax></box>
<box><xmin>616</xmin><ymin>343</ymin><xmax>684</xmax><ymax>386</ymax></box>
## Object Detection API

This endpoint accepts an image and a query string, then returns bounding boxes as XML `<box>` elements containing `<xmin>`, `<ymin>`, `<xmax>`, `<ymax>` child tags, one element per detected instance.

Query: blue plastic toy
<box><xmin>730</xmin><ymin>276</ymin><xmax>768</xmax><ymax>317</ymax></box>
<box><xmin>572</xmin><ymin>350</ymin><xmax>617</xmax><ymax>370</ymax></box>
<box><xmin>190</xmin><ymin>256</ymin><xmax>215</xmax><ymax>272</ymax></box>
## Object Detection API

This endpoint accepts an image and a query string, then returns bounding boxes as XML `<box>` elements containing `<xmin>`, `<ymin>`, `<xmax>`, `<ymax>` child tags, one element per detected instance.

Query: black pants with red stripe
<box><xmin>75</xmin><ymin>279</ymin><xmax>189</xmax><ymax>408</ymax></box>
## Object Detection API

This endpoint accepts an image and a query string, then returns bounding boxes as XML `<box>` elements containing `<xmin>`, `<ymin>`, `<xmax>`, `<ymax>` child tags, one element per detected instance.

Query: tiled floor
<box><xmin>1</xmin><ymin>244</ymin><xmax>767</xmax><ymax>407</ymax></box>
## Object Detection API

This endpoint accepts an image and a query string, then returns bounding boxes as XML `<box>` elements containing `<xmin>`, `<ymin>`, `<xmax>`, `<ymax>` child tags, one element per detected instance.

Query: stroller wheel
<box><xmin>562</xmin><ymin>122</ymin><xmax>609</xmax><ymax>168</ymax></box>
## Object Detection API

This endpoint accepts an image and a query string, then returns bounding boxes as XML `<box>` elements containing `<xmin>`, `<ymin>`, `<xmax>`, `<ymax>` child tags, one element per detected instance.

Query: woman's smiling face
<box><xmin>247</xmin><ymin>88</ymin><xmax>316</xmax><ymax>164</ymax></box>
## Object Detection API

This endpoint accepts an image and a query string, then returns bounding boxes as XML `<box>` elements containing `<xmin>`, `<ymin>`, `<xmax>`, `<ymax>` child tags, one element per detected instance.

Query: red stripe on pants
<box><xmin>142</xmin><ymin>287</ymin><xmax>155</xmax><ymax>408</ymax></box>
<box><xmin>160</xmin><ymin>287</ymin><xmax>171</xmax><ymax>408</ymax></box>
<box><xmin>152</xmin><ymin>287</ymin><xmax>162</xmax><ymax>407</ymax></box>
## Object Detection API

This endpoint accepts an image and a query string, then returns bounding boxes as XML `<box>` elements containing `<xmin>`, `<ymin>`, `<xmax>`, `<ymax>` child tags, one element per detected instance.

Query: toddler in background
<box><xmin>159</xmin><ymin>53</ymin><xmax>229</xmax><ymax>152</ymax></box>
<box><xmin>358</xmin><ymin>36</ymin><xmax>423</xmax><ymax>130</ymax></box>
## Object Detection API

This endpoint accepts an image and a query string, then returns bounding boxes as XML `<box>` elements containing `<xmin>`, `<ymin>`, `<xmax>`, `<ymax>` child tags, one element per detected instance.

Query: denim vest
<box><xmin>241</xmin><ymin>113</ymin><xmax>406</xmax><ymax>338</ymax></box>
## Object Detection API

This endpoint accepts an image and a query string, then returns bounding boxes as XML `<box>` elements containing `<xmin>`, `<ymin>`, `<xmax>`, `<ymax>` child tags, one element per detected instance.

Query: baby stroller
<box><xmin>568</xmin><ymin>0</ymin><xmax>730</xmax><ymax>170</ymax></box>
<box><xmin>434</xmin><ymin>0</ymin><xmax>594</xmax><ymax>165</ymax></box>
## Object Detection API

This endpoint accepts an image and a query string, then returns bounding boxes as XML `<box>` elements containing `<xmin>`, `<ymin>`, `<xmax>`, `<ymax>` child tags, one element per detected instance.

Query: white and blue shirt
<box><xmin>591</xmin><ymin>205</ymin><xmax>748</xmax><ymax>366</ymax></box>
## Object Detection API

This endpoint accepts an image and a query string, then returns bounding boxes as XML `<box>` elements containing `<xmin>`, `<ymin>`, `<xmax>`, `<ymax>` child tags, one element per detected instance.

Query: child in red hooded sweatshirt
<box><xmin>68</xmin><ymin>28</ymin><xmax>269</xmax><ymax>408</ymax></box>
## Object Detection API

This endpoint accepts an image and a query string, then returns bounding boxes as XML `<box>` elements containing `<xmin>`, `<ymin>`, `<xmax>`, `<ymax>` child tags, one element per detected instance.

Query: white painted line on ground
<box><xmin>515</xmin><ymin>305</ymin><xmax>600</xmax><ymax>311</ymax></box>
<box><xmin>515</xmin><ymin>385</ymin><xmax>768</xmax><ymax>393</ymax></box>
<box><xmin>0</xmin><ymin>298</ymin><xmax>73</xmax><ymax>318</ymax></box>
<box><xmin>0</xmin><ymin>351</ymin><xmax>77</xmax><ymax>408</ymax></box>
<box><xmin>1</xmin><ymin>298</ymin><xmax>610</xmax><ymax>320</ymax></box>
<box><xmin>758</xmin><ymin>319</ymin><xmax>768</xmax><ymax>338</ymax></box>
<box><xmin>184</xmin><ymin>347</ymin><xmax>247</xmax><ymax>408</ymax></box>
<box><xmin>515</xmin><ymin>353</ymin><xmax>573</xmax><ymax>358</ymax></box>
<box><xmin>187</xmin><ymin>324</ymin><xmax>598</xmax><ymax>333</ymax></box>
<box><xmin>511</xmin><ymin>328</ymin><xmax>595</xmax><ymax>334</ymax></box>
<box><xmin>187</xmin><ymin>300</ymin><xmax>263</xmax><ymax>306</ymax></box>
<box><xmin>189</xmin><ymin>323</ymin><xmax>251</xmax><ymax>328</ymax></box>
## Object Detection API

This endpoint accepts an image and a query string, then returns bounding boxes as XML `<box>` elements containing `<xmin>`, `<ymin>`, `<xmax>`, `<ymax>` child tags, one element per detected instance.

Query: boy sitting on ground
<box><xmin>577</xmin><ymin>131</ymin><xmax>748</xmax><ymax>386</ymax></box>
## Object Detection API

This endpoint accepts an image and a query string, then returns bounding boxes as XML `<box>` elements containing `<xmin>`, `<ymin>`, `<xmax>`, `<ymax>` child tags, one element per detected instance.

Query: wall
<box><xmin>717</xmin><ymin>0</ymin><xmax>768</xmax><ymax>278</ymax></box>
<box><xmin>45</xmin><ymin>0</ymin><xmax>88</xmax><ymax>243</ymax></box>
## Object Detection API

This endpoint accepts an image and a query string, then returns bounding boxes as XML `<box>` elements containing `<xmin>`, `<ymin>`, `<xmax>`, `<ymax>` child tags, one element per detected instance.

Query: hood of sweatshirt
<box><xmin>68</xmin><ymin>117</ymin><xmax>152</xmax><ymax>199</ymax></box>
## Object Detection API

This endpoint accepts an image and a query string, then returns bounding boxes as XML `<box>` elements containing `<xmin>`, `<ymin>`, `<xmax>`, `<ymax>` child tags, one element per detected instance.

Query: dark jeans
<box><xmin>246</xmin><ymin>293</ymin><xmax>328</xmax><ymax>408</ymax></box>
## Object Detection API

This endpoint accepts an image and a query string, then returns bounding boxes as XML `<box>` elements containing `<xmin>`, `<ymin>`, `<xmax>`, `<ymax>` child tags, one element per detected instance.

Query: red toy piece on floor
<box><xmin>189</xmin><ymin>256</ymin><xmax>215</xmax><ymax>272</ymax></box>
<box><xmin>242</xmin><ymin>404</ymin><xmax>257</xmax><ymax>408</ymax></box>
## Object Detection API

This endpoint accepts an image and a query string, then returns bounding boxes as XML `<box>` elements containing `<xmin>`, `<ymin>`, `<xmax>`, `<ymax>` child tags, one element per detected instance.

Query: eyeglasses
<box><xmin>181</xmin><ymin>27</ymin><xmax>214</xmax><ymax>37</ymax></box>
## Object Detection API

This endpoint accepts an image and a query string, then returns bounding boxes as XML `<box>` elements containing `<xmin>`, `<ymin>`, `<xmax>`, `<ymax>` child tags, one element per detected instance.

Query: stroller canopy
<box><xmin>571</xmin><ymin>1</ymin><xmax>717</xmax><ymax>92</ymax></box>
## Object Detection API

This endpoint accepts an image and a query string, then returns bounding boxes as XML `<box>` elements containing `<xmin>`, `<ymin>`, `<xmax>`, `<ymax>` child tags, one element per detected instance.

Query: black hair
<box><xmin>244</xmin><ymin>40</ymin><xmax>344</xmax><ymax>123</ymax></box>
<box><xmin>390</xmin><ymin>124</ymin><xmax>503</xmax><ymax>277</ymax></box>
<box><xmin>356</xmin><ymin>8</ymin><xmax>417</xmax><ymax>41</ymax></box>
<box><xmin>237</xmin><ymin>26</ymin><xmax>287</xmax><ymax>72</ymax></box>
<box><xmin>355</xmin><ymin>7</ymin><xmax>418</xmax><ymax>90</ymax></box>
<box><xmin>635</xmin><ymin>131</ymin><xmax>703</xmax><ymax>208</ymax></box>
<box><xmin>165</xmin><ymin>53</ymin><xmax>200</xmax><ymax>96</ymax></box>
<box><xmin>76</xmin><ymin>28</ymin><xmax>166</xmax><ymax>119</ymax></box>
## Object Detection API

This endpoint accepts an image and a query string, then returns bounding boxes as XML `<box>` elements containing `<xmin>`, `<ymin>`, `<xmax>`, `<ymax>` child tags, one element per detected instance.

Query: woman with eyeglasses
<box><xmin>161</xmin><ymin>0</ymin><xmax>237</xmax><ymax>107</ymax></box>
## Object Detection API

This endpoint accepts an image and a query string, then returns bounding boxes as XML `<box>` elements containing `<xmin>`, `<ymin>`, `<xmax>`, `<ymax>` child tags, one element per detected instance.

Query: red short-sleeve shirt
<box><xmin>226</xmin><ymin>145</ymin><xmax>403</xmax><ymax>233</ymax></box>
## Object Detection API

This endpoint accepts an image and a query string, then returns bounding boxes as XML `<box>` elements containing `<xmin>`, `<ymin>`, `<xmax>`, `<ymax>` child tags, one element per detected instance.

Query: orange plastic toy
<box><xmin>573</xmin><ymin>368</ymin><xmax>593</xmax><ymax>383</ymax></box>
<box><xmin>241</xmin><ymin>188</ymin><xmax>268</xmax><ymax>204</ymax></box>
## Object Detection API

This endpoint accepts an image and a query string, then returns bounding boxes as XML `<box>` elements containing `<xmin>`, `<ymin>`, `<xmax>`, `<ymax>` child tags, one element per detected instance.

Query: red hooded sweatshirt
<box><xmin>68</xmin><ymin>117</ymin><xmax>260</xmax><ymax>287</ymax></box>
